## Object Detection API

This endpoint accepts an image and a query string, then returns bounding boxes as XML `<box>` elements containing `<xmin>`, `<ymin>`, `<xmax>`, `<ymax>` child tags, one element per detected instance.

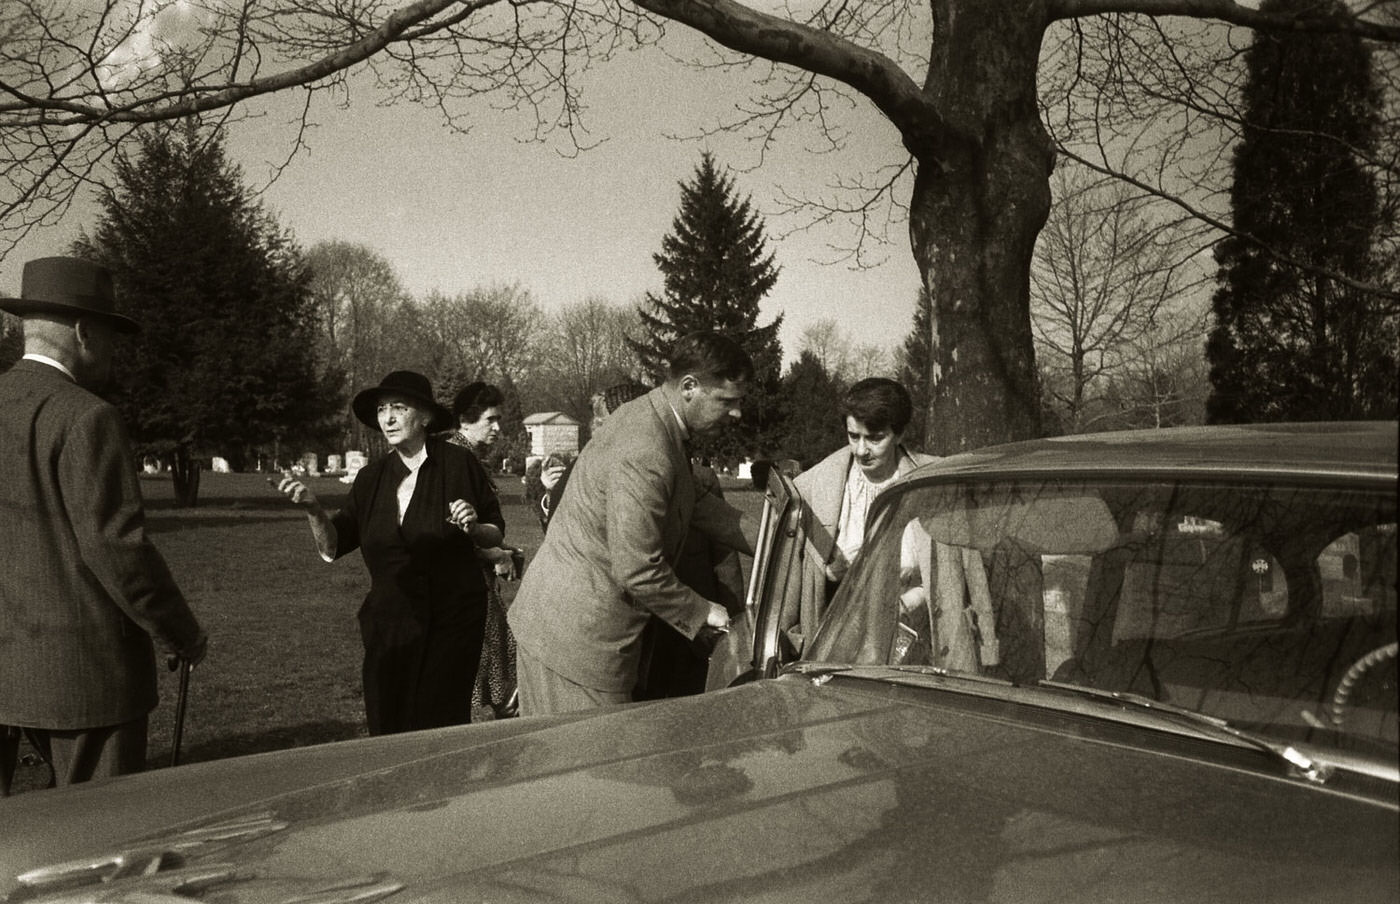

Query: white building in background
<box><xmin>523</xmin><ymin>411</ymin><xmax>580</xmax><ymax>457</ymax></box>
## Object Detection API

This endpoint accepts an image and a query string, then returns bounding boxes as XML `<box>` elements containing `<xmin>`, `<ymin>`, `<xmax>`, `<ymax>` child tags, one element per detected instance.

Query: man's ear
<box><xmin>72</xmin><ymin>317</ymin><xmax>96</xmax><ymax>350</ymax></box>
<box><xmin>681</xmin><ymin>375</ymin><xmax>699</xmax><ymax>399</ymax></box>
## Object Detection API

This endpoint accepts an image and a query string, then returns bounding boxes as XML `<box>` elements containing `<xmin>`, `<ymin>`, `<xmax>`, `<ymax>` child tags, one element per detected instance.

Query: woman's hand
<box><xmin>540</xmin><ymin>463</ymin><xmax>566</xmax><ymax>491</ymax></box>
<box><xmin>446</xmin><ymin>499</ymin><xmax>478</xmax><ymax>531</ymax></box>
<box><xmin>269</xmin><ymin>471</ymin><xmax>318</xmax><ymax>508</ymax></box>
<box><xmin>268</xmin><ymin>470</ymin><xmax>336</xmax><ymax>560</ymax></box>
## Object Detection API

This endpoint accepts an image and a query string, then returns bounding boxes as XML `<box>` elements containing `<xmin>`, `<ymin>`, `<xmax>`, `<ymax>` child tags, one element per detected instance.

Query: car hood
<box><xmin>3</xmin><ymin>678</ymin><xmax>1396</xmax><ymax>904</ymax></box>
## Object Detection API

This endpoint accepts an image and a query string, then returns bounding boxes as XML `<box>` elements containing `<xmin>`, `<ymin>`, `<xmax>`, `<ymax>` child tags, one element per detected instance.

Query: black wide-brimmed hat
<box><xmin>0</xmin><ymin>256</ymin><xmax>139</xmax><ymax>333</ymax></box>
<box><xmin>351</xmin><ymin>371</ymin><xmax>454</xmax><ymax>433</ymax></box>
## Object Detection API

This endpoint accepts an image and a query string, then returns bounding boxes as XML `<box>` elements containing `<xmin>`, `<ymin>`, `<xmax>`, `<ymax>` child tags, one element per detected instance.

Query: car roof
<box><xmin>904</xmin><ymin>421</ymin><xmax>1398</xmax><ymax>485</ymax></box>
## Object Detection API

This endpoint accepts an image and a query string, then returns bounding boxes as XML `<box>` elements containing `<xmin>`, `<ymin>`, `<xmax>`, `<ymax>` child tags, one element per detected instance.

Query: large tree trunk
<box><xmin>910</xmin><ymin>1</ymin><xmax>1052</xmax><ymax>454</ymax></box>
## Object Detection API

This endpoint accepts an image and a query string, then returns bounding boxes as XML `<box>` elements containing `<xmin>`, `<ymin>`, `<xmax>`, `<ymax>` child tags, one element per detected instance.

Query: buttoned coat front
<box><xmin>508</xmin><ymin>388</ymin><xmax>712</xmax><ymax>693</ymax></box>
<box><xmin>0</xmin><ymin>360</ymin><xmax>203</xmax><ymax>729</ymax></box>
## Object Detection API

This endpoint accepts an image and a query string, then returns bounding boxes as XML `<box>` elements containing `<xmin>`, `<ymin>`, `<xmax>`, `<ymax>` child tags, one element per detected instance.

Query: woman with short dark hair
<box><xmin>783</xmin><ymin>377</ymin><xmax>935</xmax><ymax>654</ymax></box>
<box><xmin>447</xmin><ymin>380</ymin><xmax>522</xmax><ymax>719</ymax></box>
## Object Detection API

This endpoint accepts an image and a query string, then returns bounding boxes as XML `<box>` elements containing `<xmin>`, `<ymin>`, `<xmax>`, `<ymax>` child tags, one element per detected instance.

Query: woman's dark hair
<box><xmin>666</xmin><ymin>331</ymin><xmax>755</xmax><ymax>385</ymax></box>
<box><xmin>452</xmin><ymin>381</ymin><xmax>504</xmax><ymax>425</ymax></box>
<box><xmin>843</xmin><ymin>377</ymin><xmax>913</xmax><ymax>435</ymax></box>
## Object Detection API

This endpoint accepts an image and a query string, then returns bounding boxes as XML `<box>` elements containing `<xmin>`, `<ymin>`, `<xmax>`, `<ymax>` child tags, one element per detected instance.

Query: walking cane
<box><xmin>168</xmin><ymin>657</ymin><xmax>192</xmax><ymax>768</ymax></box>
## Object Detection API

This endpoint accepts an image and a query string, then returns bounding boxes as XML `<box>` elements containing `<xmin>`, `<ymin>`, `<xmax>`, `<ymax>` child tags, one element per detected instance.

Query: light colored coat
<box><xmin>0</xmin><ymin>360</ymin><xmax>203</xmax><ymax>729</ymax></box>
<box><xmin>508</xmin><ymin>388</ymin><xmax>713</xmax><ymax>693</ymax></box>
<box><xmin>785</xmin><ymin>444</ymin><xmax>936</xmax><ymax>653</ymax></box>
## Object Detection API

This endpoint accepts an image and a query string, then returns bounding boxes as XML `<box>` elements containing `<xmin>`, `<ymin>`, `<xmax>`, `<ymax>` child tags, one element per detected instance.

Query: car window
<box><xmin>806</xmin><ymin>478</ymin><xmax>1398</xmax><ymax>759</ymax></box>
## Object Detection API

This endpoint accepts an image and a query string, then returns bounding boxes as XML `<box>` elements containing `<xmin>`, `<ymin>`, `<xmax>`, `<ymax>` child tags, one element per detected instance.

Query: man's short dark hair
<box><xmin>843</xmin><ymin>377</ymin><xmax>913</xmax><ymax>435</ymax></box>
<box><xmin>666</xmin><ymin>331</ymin><xmax>754</xmax><ymax>386</ymax></box>
<box><xmin>452</xmin><ymin>381</ymin><xmax>505</xmax><ymax>424</ymax></box>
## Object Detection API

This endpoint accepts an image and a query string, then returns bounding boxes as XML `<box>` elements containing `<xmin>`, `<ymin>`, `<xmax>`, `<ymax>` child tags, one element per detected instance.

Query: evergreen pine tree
<box><xmin>74</xmin><ymin>122</ymin><xmax>337</xmax><ymax>503</ymax></box>
<box><xmin>1207</xmin><ymin>0</ymin><xmax>1397</xmax><ymax>422</ymax></box>
<box><xmin>774</xmin><ymin>350</ymin><xmax>846</xmax><ymax>468</ymax></box>
<box><xmin>630</xmin><ymin>152</ymin><xmax>784</xmax><ymax>462</ymax></box>
<box><xmin>897</xmin><ymin>287</ymin><xmax>932</xmax><ymax>450</ymax></box>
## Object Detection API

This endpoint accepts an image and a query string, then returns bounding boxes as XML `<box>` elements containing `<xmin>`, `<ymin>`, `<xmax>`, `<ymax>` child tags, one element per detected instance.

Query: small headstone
<box><xmin>211</xmin><ymin>456</ymin><xmax>231</xmax><ymax>473</ymax></box>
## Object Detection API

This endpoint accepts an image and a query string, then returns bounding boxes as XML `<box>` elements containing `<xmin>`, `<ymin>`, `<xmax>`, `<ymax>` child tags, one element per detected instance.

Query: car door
<box><xmin>744</xmin><ymin>468</ymin><xmax>806</xmax><ymax>681</ymax></box>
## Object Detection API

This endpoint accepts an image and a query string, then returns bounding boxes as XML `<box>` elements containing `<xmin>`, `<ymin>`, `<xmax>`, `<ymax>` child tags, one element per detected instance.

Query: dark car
<box><xmin>2</xmin><ymin>422</ymin><xmax>1396</xmax><ymax>903</ymax></box>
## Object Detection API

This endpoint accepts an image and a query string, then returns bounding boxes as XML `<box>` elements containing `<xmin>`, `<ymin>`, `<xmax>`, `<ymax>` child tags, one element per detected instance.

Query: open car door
<box><xmin>744</xmin><ymin>467</ymin><xmax>806</xmax><ymax>681</ymax></box>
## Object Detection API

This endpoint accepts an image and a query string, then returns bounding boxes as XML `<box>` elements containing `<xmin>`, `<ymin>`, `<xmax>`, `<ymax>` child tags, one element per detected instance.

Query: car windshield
<box><xmin>805</xmin><ymin>476</ymin><xmax>1398</xmax><ymax>759</ymax></box>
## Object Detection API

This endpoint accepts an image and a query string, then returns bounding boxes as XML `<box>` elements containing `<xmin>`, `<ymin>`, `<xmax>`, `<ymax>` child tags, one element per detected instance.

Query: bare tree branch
<box><xmin>1050</xmin><ymin>0</ymin><xmax>1400</xmax><ymax>41</ymax></box>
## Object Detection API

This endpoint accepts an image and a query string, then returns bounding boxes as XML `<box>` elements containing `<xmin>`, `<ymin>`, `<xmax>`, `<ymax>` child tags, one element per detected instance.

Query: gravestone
<box><xmin>341</xmin><ymin>450</ymin><xmax>368</xmax><ymax>484</ymax></box>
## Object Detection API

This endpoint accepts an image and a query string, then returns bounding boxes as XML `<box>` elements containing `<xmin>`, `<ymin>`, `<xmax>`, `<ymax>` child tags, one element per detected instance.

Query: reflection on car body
<box><xmin>2</xmin><ymin>422</ymin><xmax>1396</xmax><ymax>904</ymax></box>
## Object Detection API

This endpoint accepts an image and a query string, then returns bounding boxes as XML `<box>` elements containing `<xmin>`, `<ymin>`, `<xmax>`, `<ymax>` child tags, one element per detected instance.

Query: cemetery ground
<box><xmin>8</xmin><ymin>469</ymin><xmax>766</xmax><ymax>796</ymax></box>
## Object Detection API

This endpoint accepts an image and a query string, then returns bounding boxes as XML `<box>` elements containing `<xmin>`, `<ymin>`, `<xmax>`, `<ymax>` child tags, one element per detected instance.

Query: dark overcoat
<box><xmin>330</xmin><ymin>436</ymin><xmax>502</xmax><ymax>734</ymax></box>
<box><xmin>0</xmin><ymin>359</ymin><xmax>202</xmax><ymax>729</ymax></box>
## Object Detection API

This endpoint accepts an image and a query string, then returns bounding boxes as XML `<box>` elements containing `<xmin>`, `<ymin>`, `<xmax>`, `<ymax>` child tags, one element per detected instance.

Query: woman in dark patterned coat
<box><xmin>272</xmin><ymin>371</ymin><xmax>502</xmax><ymax>735</ymax></box>
<box><xmin>447</xmin><ymin>381</ymin><xmax>522</xmax><ymax>719</ymax></box>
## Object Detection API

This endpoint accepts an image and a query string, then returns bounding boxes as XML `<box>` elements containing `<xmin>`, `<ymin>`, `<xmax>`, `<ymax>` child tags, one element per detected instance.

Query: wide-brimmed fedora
<box><xmin>352</xmin><ymin>371</ymin><xmax>454</xmax><ymax>433</ymax></box>
<box><xmin>0</xmin><ymin>256</ymin><xmax>139</xmax><ymax>333</ymax></box>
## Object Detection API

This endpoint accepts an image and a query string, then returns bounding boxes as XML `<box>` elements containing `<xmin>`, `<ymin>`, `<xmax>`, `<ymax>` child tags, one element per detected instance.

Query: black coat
<box><xmin>331</xmin><ymin>438</ymin><xmax>503</xmax><ymax>734</ymax></box>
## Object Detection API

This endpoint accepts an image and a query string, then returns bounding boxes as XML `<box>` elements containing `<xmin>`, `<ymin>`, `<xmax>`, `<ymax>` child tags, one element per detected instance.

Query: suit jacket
<box><xmin>508</xmin><ymin>388</ymin><xmax>712</xmax><ymax>692</ymax></box>
<box><xmin>0</xmin><ymin>359</ymin><xmax>203</xmax><ymax>729</ymax></box>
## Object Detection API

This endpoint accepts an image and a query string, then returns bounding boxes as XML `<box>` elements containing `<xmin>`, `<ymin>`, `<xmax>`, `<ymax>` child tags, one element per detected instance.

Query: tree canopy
<box><xmin>74</xmin><ymin>123</ymin><xmax>336</xmax><ymax>502</ymax></box>
<box><xmin>0</xmin><ymin>315</ymin><xmax>20</xmax><ymax>372</ymax></box>
<box><xmin>897</xmin><ymin>288</ymin><xmax>933</xmax><ymax>452</ymax></box>
<box><xmin>773</xmin><ymin>349</ymin><xmax>846</xmax><ymax>469</ymax></box>
<box><xmin>630</xmin><ymin>151</ymin><xmax>783</xmax><ymax>380</ymax></box>
<box><xmin>1032</xmin><ymin>168</ymin><xmax>1208</xmax><ymax>432</ymax></box>
<box><xmin>1208</xmin><ymin>0</ymin><xmax>1397</xmax><ymax>422</ymax></box>
<box><xmin>631</xmin><ymin>151</ymin><xmax>784</xmax><ymax>462</ymax></box>
<box><xmin>534</xmin><ymin>296</ymin><xmax>642</xmax><ymax>435</ymax></box>
<box><xmin>3</xmin><ymin>1</ymin><xmax>1396</xmax><ymax>451</ymax></box>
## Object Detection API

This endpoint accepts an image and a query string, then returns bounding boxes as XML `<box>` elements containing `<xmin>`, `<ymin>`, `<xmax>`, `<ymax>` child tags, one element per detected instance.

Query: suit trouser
<box><xmin>0</xmin><ymin>715</ymin><xmax>147</xmax><ymax>796</ymax></box>
<box><xmin>516</xmin><ymin>646</ymin><xmax>629</xmax><ymax>716</ymax></box>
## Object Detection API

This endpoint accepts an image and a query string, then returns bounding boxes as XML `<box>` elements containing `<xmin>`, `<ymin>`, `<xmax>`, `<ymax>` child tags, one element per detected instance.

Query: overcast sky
<box><xmin>1</xmin><ymin>32</ymin><xmax>925</xmax><ymax>367</ymax></box>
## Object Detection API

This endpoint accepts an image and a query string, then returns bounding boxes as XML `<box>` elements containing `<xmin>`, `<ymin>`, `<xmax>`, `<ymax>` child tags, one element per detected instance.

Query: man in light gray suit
<box><xmin>508</xmin><ymin>332</ymin><xmax>753</xmax><ymax>715</ymax></box>
<box><xmin>0</xmin><ymin>257</ymin><xmax>207</xmax><ymax>795</ymax></box>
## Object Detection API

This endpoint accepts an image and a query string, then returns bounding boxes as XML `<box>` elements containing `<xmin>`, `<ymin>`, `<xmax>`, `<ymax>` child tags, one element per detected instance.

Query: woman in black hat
<box><xmin>271</xmin><ymin>371</ymin><xmax>503</xmax><ymax>735</ymax></box>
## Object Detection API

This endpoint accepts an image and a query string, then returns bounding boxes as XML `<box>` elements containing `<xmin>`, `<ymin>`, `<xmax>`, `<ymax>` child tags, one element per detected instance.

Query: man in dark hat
<box><xmin>0</xmin><ymin>256</ymin><xmax>208</xmax><ymax>795</ymax></box>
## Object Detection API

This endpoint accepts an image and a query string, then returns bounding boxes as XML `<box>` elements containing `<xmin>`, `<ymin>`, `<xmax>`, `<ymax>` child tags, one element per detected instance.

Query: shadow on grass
<box><xmin>150</xmin><ymin>718</ymin><xmax>366</xmax><ymax>767</ymax></box>
<box><xmin>144</xmin><ymin>514</ymin><xmax>308</xmax><ymax>533</ymax></box>
<box><xmin>145</xmin><ymin>496</ymin><xmax>350</xmax><ymax>515</ymax></box>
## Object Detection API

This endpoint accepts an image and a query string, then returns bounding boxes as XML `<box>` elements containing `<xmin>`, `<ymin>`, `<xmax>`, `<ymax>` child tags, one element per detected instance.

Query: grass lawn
<box><xmin>8</xmin><ymin>468</ymin><xmax>764</xmax><ymax>794</ymax></box>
